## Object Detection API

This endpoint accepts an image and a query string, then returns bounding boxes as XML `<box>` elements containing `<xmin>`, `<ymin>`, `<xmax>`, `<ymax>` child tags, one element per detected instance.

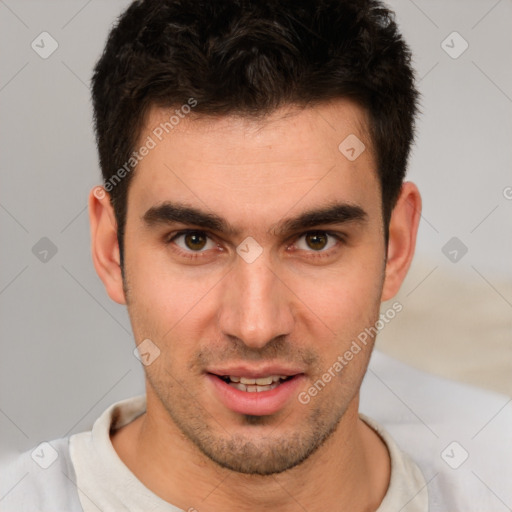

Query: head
<box><xmin>89</xmin><ymin>0</ymin><xmax>421</xmax><ymax>475</ymax></box>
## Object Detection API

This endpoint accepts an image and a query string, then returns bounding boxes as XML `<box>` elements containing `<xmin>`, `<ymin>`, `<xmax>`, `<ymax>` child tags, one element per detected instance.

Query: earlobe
<box><xmin>88</xmin><ymin>187</ymin><xmax>127</xmax><ymax>305</ymax></box>
<box><xmin>381</xmin><ymin>182</ymin><xmax>422</xmax><ymax>302</ymax></box>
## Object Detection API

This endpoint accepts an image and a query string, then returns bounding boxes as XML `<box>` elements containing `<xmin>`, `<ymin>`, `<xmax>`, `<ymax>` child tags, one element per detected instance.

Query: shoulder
<box><xmin>361</xmin><ymin>350</ymin><xmax>512</xmax><ymax>511</ymax></box>
<box><xmin>0</xmin><ymin>436</ymin><xmax>83</xmax><ymax>512</ymax></box>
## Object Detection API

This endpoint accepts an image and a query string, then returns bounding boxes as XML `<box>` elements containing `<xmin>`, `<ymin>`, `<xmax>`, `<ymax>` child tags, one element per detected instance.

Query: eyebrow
<box><xmin>142</xmin><ymin>200</ymin><xmax>368</xmax><ymax>236</ymax></box>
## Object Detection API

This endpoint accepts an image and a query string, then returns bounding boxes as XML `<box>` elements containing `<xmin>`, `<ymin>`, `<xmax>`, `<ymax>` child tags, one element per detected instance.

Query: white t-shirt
<box><xmin>69</xmin><ymin>395</ymin><xmax>428</xmax><ymax>512</ymax></box>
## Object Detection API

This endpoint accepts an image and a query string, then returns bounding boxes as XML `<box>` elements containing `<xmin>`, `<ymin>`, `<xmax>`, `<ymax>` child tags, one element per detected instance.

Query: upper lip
<box><xmin>206</xmin><ymin>364</ymin><xmax>305</xmax><ymax>378</ymax></box>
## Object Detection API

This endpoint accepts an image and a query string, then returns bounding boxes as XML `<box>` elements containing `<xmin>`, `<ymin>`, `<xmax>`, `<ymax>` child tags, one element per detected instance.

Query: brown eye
<box><xmin>184</xmin><ymin>232</ymin><xmax>207</xmax><ymax>250</ymax></box>
<box><xmin>305</xmin><ymin>232</ymin><xmax>328</xmax><ymax>250</ymax></box>
<box><xmin>171</xmin><ymin>231</ymin><xmax>215</xmax><ymax>252</ymax></box>
<box><xmin>295</xmin><ymin>231</ymin><xmax>339</xmax><ymax>252</ymax></box>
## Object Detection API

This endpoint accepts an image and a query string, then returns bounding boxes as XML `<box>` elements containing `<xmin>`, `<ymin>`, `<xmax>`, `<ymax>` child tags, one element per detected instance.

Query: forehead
<box><xmin>139</xmin><ymin>99</ymin><xmax>372</xmax><ymax>163</ymax></box>
<box><xmin>127</xmin><ymin>100</ymin><xmax>381</xmax><ymax>229</ymax></box>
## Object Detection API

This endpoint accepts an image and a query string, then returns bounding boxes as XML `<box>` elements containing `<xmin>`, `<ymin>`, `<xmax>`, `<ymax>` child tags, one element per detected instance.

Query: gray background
<box><xmin>0</xmin><ymin>0</ymin><xmax>511</xmax><ymax>460</ymax></box>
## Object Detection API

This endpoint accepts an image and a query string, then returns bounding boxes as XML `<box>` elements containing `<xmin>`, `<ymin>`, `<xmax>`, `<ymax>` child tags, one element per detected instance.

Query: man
<box><xmin>1</xmin><ymin>1</ymin><xmax>510</xmax><ymax>511</ymax></box>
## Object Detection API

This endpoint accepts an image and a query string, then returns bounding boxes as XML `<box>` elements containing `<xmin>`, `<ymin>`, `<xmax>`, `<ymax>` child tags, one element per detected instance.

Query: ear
<box><xmin>381</xmin><ymin>182</ymin><xmax>422</xmax><ymax>302</ymax></box>
<box><xmin>88</xmin><ymin>186</ymin><xmax>127</xmax><ymax>305</ymax></box>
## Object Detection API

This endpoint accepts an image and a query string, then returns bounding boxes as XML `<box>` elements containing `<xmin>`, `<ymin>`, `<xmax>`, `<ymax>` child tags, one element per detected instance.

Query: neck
<box><xmin>111</xmin><ymin>392</ymin><xmax>390</xmax><ymax>512</ymax></box>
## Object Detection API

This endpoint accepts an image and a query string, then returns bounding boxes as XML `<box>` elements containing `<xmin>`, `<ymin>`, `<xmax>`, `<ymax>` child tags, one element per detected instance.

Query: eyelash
<box><xmin>165</xmin><ymin>229</ymin><xmax>346</xmax><ymax>261</ymax></box>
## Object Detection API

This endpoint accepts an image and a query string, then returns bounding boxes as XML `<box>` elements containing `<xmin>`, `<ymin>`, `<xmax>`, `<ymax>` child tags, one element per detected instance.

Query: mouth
<box><xmin>215</xmin><ymin>374</ymin><xmax>295</xmax><ymax>393</ymax></box>
<box><xmin>206</xmin><ymin>371</ymin><xmax>305</xmax><ymax>416</ymax></box>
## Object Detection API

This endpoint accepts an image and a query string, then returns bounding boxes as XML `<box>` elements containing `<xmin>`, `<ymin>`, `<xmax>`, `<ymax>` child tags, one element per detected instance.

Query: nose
<box><xmin>217</xmin><ymin>251</ymin><xmax>294</xmax><ymax>350</ymax></box>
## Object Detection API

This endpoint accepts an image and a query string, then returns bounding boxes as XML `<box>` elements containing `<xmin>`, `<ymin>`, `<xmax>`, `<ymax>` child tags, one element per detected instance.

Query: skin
<box><xmin>89</xmin><ymin>99</ymin><xmax>421</xmax><ymax>512</ymax></box>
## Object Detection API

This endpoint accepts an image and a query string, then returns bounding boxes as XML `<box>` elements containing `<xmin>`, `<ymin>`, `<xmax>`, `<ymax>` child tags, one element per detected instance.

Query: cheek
<box><xmin>127</xmin><ymin>239</ymin><xmax>218</xmax><ymax>312</ymax></box>
<box><xmin>125</xmin><ymin>250</ymin><xmax>228</xmax><ymax>373</ymax></box>
<box><xmin>128</xmin><ymin>271</ymin><xmax>214</xmax><ymax>338</ymax></box>
<box><xmin>295</xmin><ymin>265</ymin><xmax>383</xmax><ymax>395</ymax></box>
<box><xmin>291</xmin><ymin>253</ymin><xmax>384</xmax><ymax>338</ymax></box>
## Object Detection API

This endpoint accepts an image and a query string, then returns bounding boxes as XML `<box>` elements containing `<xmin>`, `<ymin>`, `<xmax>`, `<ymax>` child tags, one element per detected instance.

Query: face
<box><xmin>120</xmin><ymin>100</ymin><xmax>387</xmax><ymax>475</ymax></box>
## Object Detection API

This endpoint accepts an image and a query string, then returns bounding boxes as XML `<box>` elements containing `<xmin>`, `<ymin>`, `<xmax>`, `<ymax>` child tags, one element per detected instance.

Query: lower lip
<box><xmin>206</xmin><ymin>374</ymin><xmax>305</xmax><ymax>416</ymax></box>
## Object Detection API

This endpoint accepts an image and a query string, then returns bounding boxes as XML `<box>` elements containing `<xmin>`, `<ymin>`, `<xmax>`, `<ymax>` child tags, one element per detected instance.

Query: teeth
<box><xmin>255</xmin><ymin>376</ymin><xmax>273</xmax><ymax>385</ymax></box>
<box><xmin>223</xmin><ymin>375</ymin><xmax>293</xmax><ymax>393</ymax></box>
<box><xmin>230</xmin><ymin>375</ymin><xmax>285</xmax><ymax>385</ymax></box>
<box><xmin>230</xmin><ymin>382</ymin><xmax>280</xmax><ymax>392</ymax></box>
